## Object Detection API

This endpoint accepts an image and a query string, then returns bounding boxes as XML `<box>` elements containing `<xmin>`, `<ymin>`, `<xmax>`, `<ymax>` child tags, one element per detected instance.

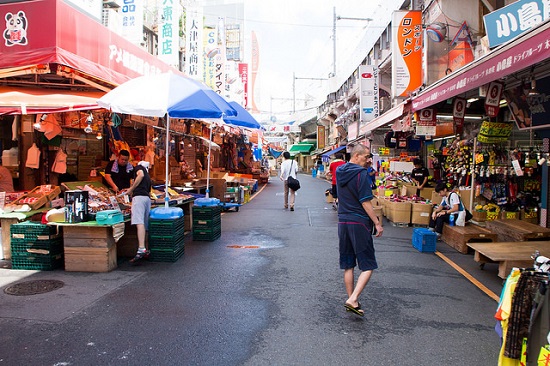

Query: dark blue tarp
<box><xmin>268</xmin><ymin>147</ymin><xmax>283</xmax><ymax>158</ymax></box>
<box><xmin>321</xmin><ymin>145</ymin><xmax>346</xmax><ymax>162</ymax></box>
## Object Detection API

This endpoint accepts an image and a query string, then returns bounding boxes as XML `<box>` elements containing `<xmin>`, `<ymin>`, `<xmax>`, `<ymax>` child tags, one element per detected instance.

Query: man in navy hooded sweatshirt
<box><xmin>336</xmin><ymin>144</ymin><xmax>383</xmax><ymax>317</ymax></box>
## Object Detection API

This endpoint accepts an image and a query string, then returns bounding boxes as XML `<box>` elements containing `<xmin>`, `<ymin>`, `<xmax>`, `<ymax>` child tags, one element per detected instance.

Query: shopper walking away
<box><xmin>123</xmin><ymin>161</ymin><xmax>152</xmax><ymax>263</ymax></box>
<box><xmin>327</xmin><ymin>152</ymin><xmax>346</xmax><ymax>210</ymax></box>
<box><xmin>336</xmin><ymin>144</ymin><xmax>383</xmax><ymax>317</ymax></box>
<box><xmin>429</xmin><ymin>183</ymin><xmax>463</xmax><ymax>239</ymax></box>
<box><xmin>279</xmin><ymin>151</ymin><xmax>298</xmax><ymax>211</ymax></box>
<box><xmin>103</xmin><ymin>149</ymin><xmax>134</xmax><ymax>193</ymax></box>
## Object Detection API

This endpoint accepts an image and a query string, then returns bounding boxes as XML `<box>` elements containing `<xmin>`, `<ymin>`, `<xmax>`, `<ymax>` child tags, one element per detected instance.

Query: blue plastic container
<box><xmin>149</xmin><ymin>207</ymin><xmax>184</xmax><ymax>219</ymax></box>
<box><xmin>194</xmin><ymin>197</ymin><xmax>220</xmax><ymax>207</ymax></box>
<box><xmin>449</xmin><ymin>214</ymin><xmax>455</xmax><ymax>226</ymax></box>
<box><xmin>312</xmin><ymin>168</ymin><xmax>317</xmax><ymax>178</ymax></box>
<box><xmin>412</xmin><ymin>228</ymin><xmax>437</xmax><ymax>253</ymax></box>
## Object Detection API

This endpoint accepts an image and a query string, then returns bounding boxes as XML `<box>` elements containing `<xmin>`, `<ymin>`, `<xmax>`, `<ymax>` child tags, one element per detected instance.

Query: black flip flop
<box><xmin>344</xmin><ymin>302</ymin><xmax>364</xmax><ymax>317</ymax></box>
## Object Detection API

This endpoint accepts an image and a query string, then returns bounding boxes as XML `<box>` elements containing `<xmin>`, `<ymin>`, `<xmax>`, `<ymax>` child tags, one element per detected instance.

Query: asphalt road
<box><xmin>0</xmin><ymin>172</ymin><xmax>502</xmax><ymax>365</ymax></box>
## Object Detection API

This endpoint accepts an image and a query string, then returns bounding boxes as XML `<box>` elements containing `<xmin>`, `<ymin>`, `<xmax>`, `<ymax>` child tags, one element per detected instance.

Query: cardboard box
<box><xmin>389</xmin><ymin>201</ymin><xmax>411</xmax><ymax>224</ymax></box>
<box><xmin>431</xmin><ymin>191</ymin><xmax>443</xmax><ymax>205</ymax></box>
<box><xmin>411</xmin><ymin>202</ymin><xmax>433</xmax><ymax>225</ymax></box>
<box><xmin>520</xmin><ymin>208</ymin><xmax>539</xmax><ymax>224</ymax></box>
<box><xmin>472</xmin><ymin>211</ymin><xmax>487</xmax><ymax>222</ymax></box>
<box><xmin>457</xmin><ymin>189</ymin><xmax>472</xmax><ymax>211</ymax></box>
<box><xmin>419</xmin><ymin>187</ymin><xmax>434</xmax><ymax>200</ymax></box>
<box><xmin>373</xmin><ymin>206</ymin><xmax>383</xmax><ymax>226</ymax></box>
<box><xmin>377</xmin><ymin>187</ymin><xmax>398</xmax><ymax>198</ymax></box>
<box><xmin>500</xmin><ymin>210</ymin><xmax>520</xmax><ymax>220</ymax></box>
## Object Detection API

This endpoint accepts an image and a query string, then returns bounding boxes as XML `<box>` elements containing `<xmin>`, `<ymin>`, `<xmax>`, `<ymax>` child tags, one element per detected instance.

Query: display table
<box><xmin>48</xmin><ymin>220</ymin><xmax>128</xmax><ymax>272</ymax></box>
<box><xmin>0</xmin><ymin>209</ymin><xmax>48</xmax><ymax>260</ymax></box>
<box><xmin>485</xmin><ymin>219</ymin><xmax>550</xmax><ymax>242</ymax></box>
<box><xmin>468</xmin><ymin>241</ymin><xmax>550</xmax><ymax>279</ymax></box>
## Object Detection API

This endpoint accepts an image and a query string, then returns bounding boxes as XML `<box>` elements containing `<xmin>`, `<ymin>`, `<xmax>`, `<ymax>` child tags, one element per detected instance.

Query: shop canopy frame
<box><xmin>288</xmin><ymin>143</ymin><xmax>315</xmax><ymax>156</ymax></box>
<box><xmin>321</xmin><ymin>145</ymin><xmax>346</xmax><ymax>163</ymax></box>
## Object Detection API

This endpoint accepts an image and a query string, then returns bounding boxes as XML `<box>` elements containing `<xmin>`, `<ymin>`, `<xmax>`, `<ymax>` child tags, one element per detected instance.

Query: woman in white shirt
<box><xmin>279</xmin><ymin>151</ymin><xmax>298</xmax><ymax>211</ymax></box>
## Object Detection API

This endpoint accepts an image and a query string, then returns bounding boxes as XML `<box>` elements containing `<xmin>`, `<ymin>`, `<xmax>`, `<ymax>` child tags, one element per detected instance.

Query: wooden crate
<box><xmin>64</xmin><ymin>246</ymin><xmax>117</xmax><ymax>272</ymax></box>
<box><xmin>62</xmin><ymin>226</ymin><xmax>115</xmax><ymax>248</ymax></box>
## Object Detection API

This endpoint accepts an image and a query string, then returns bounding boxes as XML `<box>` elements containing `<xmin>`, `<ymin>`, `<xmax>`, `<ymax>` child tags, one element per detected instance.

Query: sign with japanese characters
<box><xmin>238</xmin><ymin>63</ymin><xmax>249</xmax><ymax>108</ymax></box>
<box><xmin>453</xmin><ymin>97</ymin><xmax>466</xmax><ymax>130</ymax></box>
<box><xmin>483</xmin><ymin>0</ymin><xmax>550</xmax><ymax>48</ymax></box>
<box><xmin>484</xmin><ymin>81</ymin><xmax>504</xmax><ymax>117</ymax></box>
<box><xmin>477</xmin><ymin>121</ymin><xmax>513</xmax><ymax>143</ymax></box>
<box><xmin>412</xmin><ymin>24</ymin><xmax>550</xmax><ymax>111</ymax></box>
<box><xmin>120</xmin><ymin>0</ymin><xmax>144</xmax><ymax>46</ymax></box>
<box><xmin>391</xmin><ymin>10</ymin><xmax>422</xmax><ymax>98</ymax></box>
<box><xmin>185</xmin><ymin>4</ymin><xmax>203</xmax><ymax>78</ymax></box>
<box><xmin>359</xmin><ymin>65</ymin><xmax>379</xmax><ymax>122</ymax></box>
<box><xmin>213</xmin><ymin>17</ymin><xmax>227</xmax><ymax>96</ymax></box>
<box><xmin>158</xmin><ymin>0</ymin><xmax>182</xmax><ymax>68</ymax></box>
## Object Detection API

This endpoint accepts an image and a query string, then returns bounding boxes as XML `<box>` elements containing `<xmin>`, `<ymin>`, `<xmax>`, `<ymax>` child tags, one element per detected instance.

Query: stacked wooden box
<box><xmin>63</xmin><ymin>226</ymin><xmax>117</xmax><ymax>272</ymax></box>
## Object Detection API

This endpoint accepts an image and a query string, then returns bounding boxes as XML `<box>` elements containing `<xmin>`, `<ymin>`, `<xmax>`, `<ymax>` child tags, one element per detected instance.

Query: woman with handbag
<box><xmin>279</xmin><ymin>151</ymin><xmax>299</xmax><ymax>211</ymax></box>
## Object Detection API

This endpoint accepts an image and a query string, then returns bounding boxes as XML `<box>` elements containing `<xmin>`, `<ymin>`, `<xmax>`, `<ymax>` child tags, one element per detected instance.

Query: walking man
<box><xmin>336</xmin><ymin>144</ymin><xmax>383</xmax><ymax>317</ymax></box>
<box><xmin>279</xmin><ymin>151</ymin><xmax>298</xmax><ymax>211</ymax></box>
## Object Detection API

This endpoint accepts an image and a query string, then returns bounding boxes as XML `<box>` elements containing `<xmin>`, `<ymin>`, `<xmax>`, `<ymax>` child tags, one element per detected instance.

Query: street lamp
<box><xmin>332</xmin><ymin>6</ymin><xmax>372</xmax><ymax>78</ymax></box>
<box><xmin>293</xmin><ymin>72</ymin><xmax>327</xmax><ymax>113</ymax></box>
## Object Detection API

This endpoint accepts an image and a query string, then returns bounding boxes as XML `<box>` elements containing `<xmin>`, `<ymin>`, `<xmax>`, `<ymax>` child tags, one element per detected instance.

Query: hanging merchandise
<box><xmin>26</xmin><ymin>143</ymin><xmax>41</xmax><ymax>169</ymax></box>
<box><xmin>51</xmin><ymin>149</ymin><xmax>68</xmax><ymax>174</ymax></box>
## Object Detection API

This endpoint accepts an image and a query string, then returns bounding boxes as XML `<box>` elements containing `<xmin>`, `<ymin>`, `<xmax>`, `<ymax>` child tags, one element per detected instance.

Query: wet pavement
<box><xmin>0</xmin><ymin>173</ymin><xmax>503</xmax><ymax>365</ymax></box>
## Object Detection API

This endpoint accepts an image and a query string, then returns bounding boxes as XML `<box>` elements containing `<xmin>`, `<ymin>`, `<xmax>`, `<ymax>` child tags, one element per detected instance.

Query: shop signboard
<box><xmin>483</xmin><ymin>0</ymin><xmax>550</xmax><ymax>48</ymax></box>
<box><xmin>238</xmin><ymin>63</ymin><xmax>249</xmax><ymax>108</ymax></box>
<box><xmin>504</xmin><ymin>74</ymin><xmax>550</xmax><ymax>130</ymax></box>
<box><xmin>158</xmin><ymin>0</ymin><xmax>182</xmax><ymax>69</ymax></box>
<box><xmin>453</xmin><ymin>97</ymin><xmax>466</xmax><ymax>131</ymax></box>
<box><xmin>213</xmin><ymin>17</ymin><xmax>227</xmax><ymax>96</ymax></box>
<box><xmin>477</xmin><ymin>121</ymin><xmax>513</xmax><ymax>143</ymax></box>
<box><xmin>416</xmin><ymin>108</ymin><xmax>437</xmax><ymax>136</ymax></box>
<box><xmin>0</xmin><ymin>0</ymin><xmax>177</xmax><ymax>85</ymax></box>
<box><xmin>359</xmin><ymin>65</ymin><xmax>379</xmax><ymax>122</ymax></box>
<box><xmin>120</xmin><ymin>0</ymin><xmax>144</xmax><ymax>46</ymax></box>
<box><xmin>484</xmin><ymin>81</ymin><xmax>504</xmax><ymax>117</ymax></box>
<box><xmin>185</xmin><ymin>4</ymin><xmax>204</xmax><ymax>78</ymax></box>
<box><xmin>391</xmin><ymin>10</ymin><xmax>422</xmax><ymax>98</ymax></box>
<box><xmin>317</xmin><ymin>125</ymin><xmax>326</xmax><ymax>150</ymax></box>
<box><xmin>411</xmin><ymin>23</ymin><xmax>550</xmax><ymax>112</ymax></box>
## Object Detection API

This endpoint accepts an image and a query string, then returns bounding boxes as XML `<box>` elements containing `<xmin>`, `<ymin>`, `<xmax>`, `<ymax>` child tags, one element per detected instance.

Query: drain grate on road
<box><xmin>4</xmin><ymin>280</ymin><xmax>64</xmax><ymax>296</ymax></box>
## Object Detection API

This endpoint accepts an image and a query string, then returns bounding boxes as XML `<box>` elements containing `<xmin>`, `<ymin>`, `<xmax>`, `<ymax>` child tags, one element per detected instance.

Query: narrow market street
<box><xmin>0</xmin><ymin>173</ymin><xmax>502</xmax><ymax>366</ymax></box>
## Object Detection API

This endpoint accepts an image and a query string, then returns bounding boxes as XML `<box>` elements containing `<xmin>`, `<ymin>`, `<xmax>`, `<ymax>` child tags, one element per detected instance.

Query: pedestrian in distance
<box><xmin>326</xmin><ymin>152</ymin><xmax>346</xmax><ymax>210</ymax></box>
<box><xmin>279</xmin><ymin>151</ymin><xmax>298</xmax><ymax>211</ymax></box>
<box><xmin>336</xmin><ymin>144</ymin><xmax>383</xmax><ymax>317</ymax></box>
<box><xmin>122</xmin><ymin>161</ymin><xmax>152</xmax><ymax>263</ymax></box>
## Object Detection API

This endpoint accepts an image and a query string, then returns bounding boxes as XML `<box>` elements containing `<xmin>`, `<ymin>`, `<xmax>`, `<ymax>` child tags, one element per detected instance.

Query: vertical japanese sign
<box><xmin>250</xmin><ymin>31</ymin><xmax>260</xmax><ymax>113</ymax></box>
<box><xmin>185</xmin><ymin>4</ymin><xmax>203</xmax><ymax>79</ymax></box>
<box><xmin>485</xmin><ymin>81</ymin><xmax>504</xmax><ymax>117</ymax></box>
<box><xmin>391</xmin><ymin>10</ymin><xmax>422</xmax><ymax>98</ymax></box>
<box><xmin>120</xmin><ymin>0</ymin><xmax>143</xmax><ymax>46</ymax></box>
<box><xmin>238</xmin><ymin>63</ymin><xmax>249</xmax><ymax>108</ymax></box>
<box><xmin>359</xmin><ymin>65</ymin><xmax>379</xmax><ymax>123</ymax></box>
<box><xmin>317</xmin><ymin>125</ymin><xmax>326</xmax><ymax>150</ymax></box>
<box><xmin>158</xmin><ymin>0</ymin><xmax>181</xmax><ymax>69</ymax></box>
<box><xmin>226</xmin><ymin>24</ymin><xmax>241</xmax><ymax>61</ymax></box>
<box><xmin>453</xmin><ymin>97</ymin><xmax>466</xmax><ymax>132</ymax></box>
<box><xmin>213</xmin><ymin>17</ymin><xmax>226</xmax><ymax>96</ymax></box>
<box><xmin>483</xmin><ymin>0</ymin><xmax>550</xmax><ymax>48</ymax></box>
<box><xmin>204</xmin><ymin>27</ymin><xmax>217</xmax><ymax>89</ymax></box>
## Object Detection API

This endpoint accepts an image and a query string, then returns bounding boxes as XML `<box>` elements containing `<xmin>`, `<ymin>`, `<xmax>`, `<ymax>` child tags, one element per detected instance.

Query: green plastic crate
<box><xmin>148</xmin><ymin>217</ymin><xmax>186</xmax><ymax>236</ymax></box>
<box><xmin>10</xmin><ymin>222</ymin><xmax>61</xmax><ymax>241</ymax></box>
<box><xmin>193</xmin><ymin>226</ymin><xmax>221</xmax><ymax>241</ymax></box>
<box><xmin>149</xmin><ymin>243</ymin><xmax>185</xmax><ymax>262</ymax></box>
<box><xmin>11</xmin><ymin>238</ymin><xmax>63</xmax><ymax>254</ymax></box>
<box><xmin>11</xmin><ymin>252</ymin><xmax>63</xmax><ymax>270</ymax></box>
<box><xmin>192</xmin><ymin>206</ymin><xmax>221</xmax><ymax>220</ymax></box>
<box><xmin>148</xmin><ymin>234</ymin><xmax>185</xmax><ymax>250</ymax></box>
<box><xmin>192</xmin><ymin>216</ymin><xmax>221</xmax><ymax>229</ymax></box>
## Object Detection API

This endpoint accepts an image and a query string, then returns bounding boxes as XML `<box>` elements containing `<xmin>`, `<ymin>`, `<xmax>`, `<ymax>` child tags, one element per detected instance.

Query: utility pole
<box><xmin>293</xmin><ymin>72</ymin><xmax>327</xmax><ymax>113</ymax></box>
<box><xmin>332</xmin><ymin>6</ymin><xmax>372</xmax><ymax>78</ymax></box>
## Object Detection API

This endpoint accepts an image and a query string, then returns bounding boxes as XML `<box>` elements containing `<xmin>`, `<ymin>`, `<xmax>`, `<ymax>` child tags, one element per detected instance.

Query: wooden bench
<box><xmin>485</xmin><ymin>219</ymin><xmax>550</xmax><ymax>242</ymax></box>
<box><xmin>442</xmin><ymin>223</ymin><xmax>498</xmax><ymax>254</ymax></box>
<box><xmin>467</xmin><ymin>241</ymin><xmax>550</xmax><ymax>279</ymax></box>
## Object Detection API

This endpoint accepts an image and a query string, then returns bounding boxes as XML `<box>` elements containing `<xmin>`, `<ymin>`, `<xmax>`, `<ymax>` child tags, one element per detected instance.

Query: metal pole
<box><xmin>293</xmin><ymin>72</ymin><xmax>296</xmax><ymax>113</ymax></box>
<box><xmin>164</xmin><ymin>115</ymin><xmax>170</xmax><ymax>208</ymax></box>
<box><xmin>205</xmin><ymin>121</ymin><xmax>214</xmax><ymax>199</ymax></box>
<box><xmin>469</xmin><ymin>137</ymin><xmax>476</xmax><ymax>212</ymax></box>
<box><xmin>333</xmin><ymin>6</ymin><xmax>336</xmax><ymax>77</ymax></box>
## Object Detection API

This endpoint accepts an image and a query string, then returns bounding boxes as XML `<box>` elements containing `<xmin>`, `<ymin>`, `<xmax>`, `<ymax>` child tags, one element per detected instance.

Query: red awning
<box><xmin>0</xmin><ymin>86</ymin><xmax>104</xmax><ymax>115</ymax></box>
<box><xmin>412</xmin><ymin>20</ymin><xmax>550</xmax><ymax>111</ymax></box>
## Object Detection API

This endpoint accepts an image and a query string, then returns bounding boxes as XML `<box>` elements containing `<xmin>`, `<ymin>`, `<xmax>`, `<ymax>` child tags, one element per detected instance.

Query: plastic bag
<box><xmin>456</xmin><ymin>211</ymin><xmax>466</xmax><ymax>226</ymax></box>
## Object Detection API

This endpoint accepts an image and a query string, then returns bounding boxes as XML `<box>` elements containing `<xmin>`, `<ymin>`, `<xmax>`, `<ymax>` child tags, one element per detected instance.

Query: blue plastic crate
<box><xmin>412</xmin><ymin>228</ymin><xmax>437</xmax><ymax>253</ymax></box>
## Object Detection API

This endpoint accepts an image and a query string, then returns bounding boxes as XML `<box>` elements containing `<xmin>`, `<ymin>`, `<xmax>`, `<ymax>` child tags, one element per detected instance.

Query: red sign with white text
<box><xmin>0</xmin><ymin>0</ymin><xmax>178</xmax><ymax>86</ymax></box>
<box><xmin>238</xmin><ymin>63</ymin><xmax>249</xmax><ymax>108</ymax></box>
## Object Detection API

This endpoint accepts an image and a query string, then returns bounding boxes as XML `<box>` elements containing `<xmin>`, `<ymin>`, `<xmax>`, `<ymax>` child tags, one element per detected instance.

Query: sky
<box><xmin>243</xmin><ymin>0</ymin><xmax>387</xmax><ymax>122</ymax></box>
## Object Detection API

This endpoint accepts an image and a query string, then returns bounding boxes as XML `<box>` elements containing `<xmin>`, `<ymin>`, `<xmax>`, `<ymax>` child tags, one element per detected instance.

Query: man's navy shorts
<box><xmin>338</xmin><ymin>220</ymin><xmax>378</xmax><ymax>271</ymax></box>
